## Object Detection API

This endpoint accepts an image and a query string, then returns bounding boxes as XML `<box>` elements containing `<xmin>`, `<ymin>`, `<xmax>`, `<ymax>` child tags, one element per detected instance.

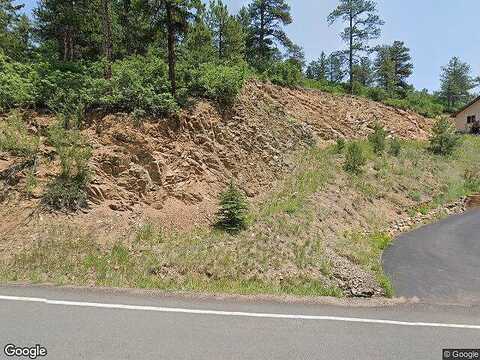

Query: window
<box><xmin>467</xmin><ymin>115</ymin><xmax>476</xmax><ymax>124</ymax></box>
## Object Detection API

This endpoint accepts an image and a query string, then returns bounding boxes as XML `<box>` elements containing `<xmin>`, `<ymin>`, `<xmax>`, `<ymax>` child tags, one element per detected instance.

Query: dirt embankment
<box><xmin>0</xmin><ymin>80</ymin><xmax>436</xmax><ymax>297</ymax></box>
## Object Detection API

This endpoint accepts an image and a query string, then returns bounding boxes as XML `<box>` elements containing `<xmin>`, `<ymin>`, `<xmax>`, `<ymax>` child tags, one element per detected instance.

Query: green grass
<box><xmin>0</xmin><ymin>111</ymin><xmax>39</xmax><ymax>157</ymax></box>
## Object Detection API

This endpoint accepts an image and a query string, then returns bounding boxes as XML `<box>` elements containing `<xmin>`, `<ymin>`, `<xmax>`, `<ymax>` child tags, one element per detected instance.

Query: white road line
<box><xmin>0</xmin><ymin>294</ymin><xmax>479</xmax><ymax>330</ymax></box>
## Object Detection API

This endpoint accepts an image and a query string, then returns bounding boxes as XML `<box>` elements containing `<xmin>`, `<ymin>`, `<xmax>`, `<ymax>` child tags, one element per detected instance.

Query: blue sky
<box><xmin>18</xmin><ymin>0</ymin><xmax>480</xmax><ymax>92</ymax></box>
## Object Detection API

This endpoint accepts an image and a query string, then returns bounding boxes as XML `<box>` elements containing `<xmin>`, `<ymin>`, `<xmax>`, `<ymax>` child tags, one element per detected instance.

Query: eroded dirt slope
<box><xmin>0</xmin><ymin>80</ymin><xmax>435</xmax><ymax>296</ymax></box>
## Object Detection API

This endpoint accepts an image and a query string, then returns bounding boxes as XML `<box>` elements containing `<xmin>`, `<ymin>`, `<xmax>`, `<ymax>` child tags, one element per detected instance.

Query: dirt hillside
<box><xmin>0</xmin><ymin>80</ymin><xmax>433</xmax><ymax>256</ymax></box>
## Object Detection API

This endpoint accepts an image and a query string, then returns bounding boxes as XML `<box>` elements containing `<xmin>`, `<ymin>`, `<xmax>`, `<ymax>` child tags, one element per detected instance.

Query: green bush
<box><xmin>215</xmin><ymin>180</ymin><xmax>248</xmax><ymax>232</ymax></box>
<box><xmin>43</xmin><ymin>124</ymin><xmax>91</xmax><ymax>211</ymax></box>
<box><xmin>303</xmin><ymin>79</ymin><xmax>346</xmax><ymax>95</ymax></box>
<box><xmin>0</xmin><ymin>111</ymin><xmax>39</xmax><ymax>156</ymax></box>
<box><xmin>47</xmin><ymin>124</ymin><xmax>91</xmax><ymax>179</ymax></box>
<box><xmin>192</xmin><ymin>63</ymin><xmax>250</xmax><ymax>107</ymax></box>
<box><xmin>344</xmin><ymin>142</ymin><xmax>367</xmax><ymax>175</ymax></box>
<box><xmin>429</xmin><ymin>117</ymin><xmax>460</xmax><ymax>156</ymax></box>
<box><xmin>43</xmin><ymin>176</ymin><xmax>88</xmax><ymax>211</ymax></box>
<box><xmin>105</xmin><ymin>56</ymin><xmax>178</xmax><ymax>116</ymax></box>
<box><xmin>367</xmin><ymin>87</ymin><xmax>388</xmax><ymax>102</ymax></box>
<box><xmin>383</xmin><ymin>91</ymin><xmax>444</xmax><ymax>118</ymax></box>
<box><xmin>0</xmin><ymin>53</ymin><xmax>35</xmax><ymax>111</ymax></box>
<box><xmin>264</xmin><ymin>60</ymin><xmax>303</xmax><ymax>88</ymax></box>
<box><xmin>388</xmin><ymin>137</ymin><xmax>402</xmax><ymax>157</ymax></box>
<box><xmin>368</xmin><ymin>122</ymin><xmax>387</xmax><ymax>154</ymax></box>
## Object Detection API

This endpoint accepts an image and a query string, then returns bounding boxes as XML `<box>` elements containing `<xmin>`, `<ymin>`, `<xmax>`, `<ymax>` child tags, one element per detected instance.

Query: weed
<box><xmin>344</xmin><ymin>142</ymin><xmax>367</xmax><ymax>174</ymax></box>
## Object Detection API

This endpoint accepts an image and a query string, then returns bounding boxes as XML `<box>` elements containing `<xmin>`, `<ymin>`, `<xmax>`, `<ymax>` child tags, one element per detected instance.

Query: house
<box><xmin>452</xmin><ymin>96</ymin><xmax>480</xmax><ymax>133</ymax></box>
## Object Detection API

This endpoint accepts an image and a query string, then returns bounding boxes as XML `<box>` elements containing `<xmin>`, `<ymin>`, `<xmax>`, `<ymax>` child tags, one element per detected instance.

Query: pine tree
<box><xmin>306</xmin><ymin>52</ymin><xmax>328</xmax><ymax>81</ymax></box>
<box><xmin>328</xmin><ymin>0</ymin><xmax>384</xmax><ymax>93</ymax></box>
<box><xmin>150</xmin><ymin>0</ymin><xmax>198</xmax><ymax>97</ymax></box>
<box><xmin>0</xmin><ymin>0</ymin><xmax>32</xmax><ymax>59</ymax></box>
<box><xmin>215</xmin><ymin>180</ymin><xmax>248</xmax><ymax>232</ymax></box>
<box><xmin>207</xmin><ymin>0</ymin><xmax>245</xmax><ymax>62</ymax></box>
<box><xmin>326</xmin><ymin>51</ymin><xmax>347</xmax><ymax>83</ymax></box>
<box><xmin>243</xmin><ymin>0</ymin><xmax>293</xmax><ymax>69</ymax></box>
<box><xmin>352</xmin><ymin>56</ymin><xmax>374</xmax><ymax>86</ymax></box>
<box><xmin>439</xmin><ymin>57</ymin><xmax>477</xmax><ymax>110</ymax></box>
<box><xmin>374</xmin><ymin>41</ymin><xmax>413</xmax><ymax>93</ymax></box>
<box><xmin>34</xmin><ymin>0</ymin><xmax>99</xmax><ymax>61</ymax></box>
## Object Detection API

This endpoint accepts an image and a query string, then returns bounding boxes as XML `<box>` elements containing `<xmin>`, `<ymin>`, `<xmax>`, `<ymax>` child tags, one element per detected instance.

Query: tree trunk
<box><xmin>349</xmin><ymin>10</ymin><xmax>353</xmax><ymax>93</ymax></box>
<box><xmin>101</xmin><ymin>0</ymin><xmax>113</xmax><ymax>79</ymax></box>
<box><xmin>259</xmin><ymin>1</ymin><xmax>265</xmax><ymax>61</ymax></box>
<box><xmin>166</xmin><ymin>1</ymin><xmax>177</xmax><ymax>97</ymax></box>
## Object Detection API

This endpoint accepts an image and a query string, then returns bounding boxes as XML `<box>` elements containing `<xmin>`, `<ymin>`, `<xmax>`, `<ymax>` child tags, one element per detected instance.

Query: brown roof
<box><xmin>452</xmin><ymin>95</ymin><xmax>480</xmax><ymax>117</ymax></box>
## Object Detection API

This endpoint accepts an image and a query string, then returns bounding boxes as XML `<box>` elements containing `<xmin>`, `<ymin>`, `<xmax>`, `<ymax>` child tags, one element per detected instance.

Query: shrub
<box><xmin>464</xmin><ymin>167</ymin><xmax>480</xmax><ymax>192</ymax></box>
<box><xmin>105</xmin><ymin>56</ymin><xmax>178</xmax><ymax>116</ymax></box>
<box><xmin>344</xmin><ymin>142</ymin><xmax>367</xmax><ymax>174</ymax></box>
<box><xmin>429</xmin><ymin>117</ymin><xmax>460</xmax><ymax>156</ymax></box>
<box><xmin>43</xmin><ymin>176</ymin><xmax>88</xmax><ymax>211</ymax></box>
<box><xmin>335</xmin><ymin>138</ymin><xmax>346</xmax><ymax>153</ymax></box>
<box><xmin>367</xmin><ymin>87</ymin><xmax>388</xmax><ymax>102</ymax></box>
<box><xmin>43</xmin><ymin>123</ymin><xmax>91</xmax><ymax>211</ymax></box>
<box><xmin>192</xmin><ymin>63</ymin><xmax>249</xmax><ymax>107</ymax></box>
<box><xmin>264</xmin><ymin>60</ymin><xmax>303</xmax><ymax>88</ymax></box>
<box><xmin>368</xmin><ymin>122</ymin><xmax>387</xmax><ymax>154</ymax></box>
<box><xmin>0</xmin><ymin>111</ymin><xmax>39</xmax><ymax>156</ymax></box>
<box><xmin>303</xmin><ymin>79</ymin><xmax>346</xmax><ymax>95</ymax></box>
<box><xmin>0</xmin><ymin>53</ymin><xmax>35</xmax><ymax>111</ymax></box>
<box><xmin>215</xmin><ymin>180</ymin><xmax>248</xmax><ymax>232</ymax></box>
<box><xmin>388</xmin><ymin>137</ymin><xmax>402</xmax><ymax>157</ymax></box>
<box><xmin>47</xmin><ymin>124</ymin><xmax>91</xmax><ymax>179</ymax></box>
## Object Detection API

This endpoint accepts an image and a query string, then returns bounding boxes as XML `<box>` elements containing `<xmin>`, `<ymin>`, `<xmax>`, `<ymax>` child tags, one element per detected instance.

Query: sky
<box><xmin>18</xmin><ymin>0</ymin><xmax>480</xmax><ymax>92</ymax></box>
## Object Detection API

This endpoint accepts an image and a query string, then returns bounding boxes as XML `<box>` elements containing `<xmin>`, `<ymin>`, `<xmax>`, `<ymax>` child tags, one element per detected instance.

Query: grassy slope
<box><xmin>2</xmin><ymin>136</ymin><xmax>480</xmax><ymax>298</ymax></box>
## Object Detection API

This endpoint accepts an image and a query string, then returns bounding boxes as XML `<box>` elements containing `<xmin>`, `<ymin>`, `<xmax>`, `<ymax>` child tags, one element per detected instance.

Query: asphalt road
<box><xmin>383</xmin><ymin>209</ymin><xmax>480</xmax><ymax>304</ymax></box>
<box><xmin>0</xmin><ymin>286</ymin><xmax>479</xmax><ymax>360</ymax></box>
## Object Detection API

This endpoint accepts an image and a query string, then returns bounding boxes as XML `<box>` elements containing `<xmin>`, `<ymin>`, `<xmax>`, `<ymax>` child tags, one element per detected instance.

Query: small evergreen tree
<box><xmin>344</xmin><ymin>142</ymin><xmax>367</xmax><ymax>174</ymax></box>
<box><xmin>429</xmin><ymin>117</ymin><xmax>460</xmax><ymax>156</ymax></box>
<box><xmin>368</xmin><ymin>122</ymin><xmax>387</xmax><ymax>154</ymax></box>
<box><xmin>215</xmin><ymin>180</ymin><xmax>248</xmax><ymax>232</ymax></box>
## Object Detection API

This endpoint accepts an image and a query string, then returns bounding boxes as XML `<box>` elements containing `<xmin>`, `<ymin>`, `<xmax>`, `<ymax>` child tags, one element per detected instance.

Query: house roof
<box><xmin>452</xmin><ymin>95</ymin><xmax>480</xmax><ymax>117</ymax></box>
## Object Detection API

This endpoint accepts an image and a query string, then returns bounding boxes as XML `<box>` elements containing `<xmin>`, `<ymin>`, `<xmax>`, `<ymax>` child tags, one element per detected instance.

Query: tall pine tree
<box><xmin>440</xmin><ymin>57</ymin><xmax>477</xmax><ymax>110</ymax></box>
<box><xmin>328</xmin><ymin>0</ymin><xmax>384</xmax><ymax>93</ymax></box>
<box><xmin>243</xmin><ymin>0</ymin><xmax>293</xmax><ymax>69</ymax></box>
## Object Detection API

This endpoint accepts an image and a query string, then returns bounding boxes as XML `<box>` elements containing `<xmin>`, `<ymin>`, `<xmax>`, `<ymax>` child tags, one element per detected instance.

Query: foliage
<box><xmin>429</xmin><ymin>117</ymin><xmax>460</xmax><ymax>156</ymax></box>
<box><xmin>327</xmin><ymin>0</ymin><xmax>384</xmax><ymax>90</ymax></box>
<box><xmin>243</xmin><ymin>0</ymin><xmax>294</xmax><ymax>69</ymax></box>
<box><xmin>464</xmin><ymin>166</ymin><xmax>480</xmax><ymax>192</ymax></box>
<box><xmin>344</xmin><ymin>142</ymin><xmax>367</xmax><ymax>174</ymax></box>
<box><xmin>207</xmin><ymin>0</ymin><xmax>246</xmax><ymax>62</ymax></box>
<box><xmin>0</xmin><ymin>53</ymin><xmax>35</xmax><ymax>111</ymax></box>
<box><xmin>368</xmin><ymin>122</ymin><xmax>387</xmax><ymax>154</ymax></box>
<box><xmin>383</xmin><ymin>90</ymin><xmax>444</xmax><ymax>118</ymax></box>
<box><xmin>439</xmin><ymin>57</ymin><xmax>477</xmax><ymax>111</ymax></box>
<box><xmin>306</xmin><ymin>52</ymin><xmax>328</xmax><ymax>81</ymax></box>
<box><xmin>47</xmin><ymin>124</ymin><xmax>91</xmax><ymax>179</ymax></box>
<box><xmin>215</xmin><ymin>180</ymin><xmax>249</xmax><ymax>232</ymax></box>
<box><xmin>264</xmin><ymin>60</ymin><xmax>303</xmax><ymax>87</ymax></box>
<box><xmin>192</xmin><ymin>62</ymin><xmax>250</xmax><ymax>107</ymax></box>
<box><xmin>0</xmin><ymin>111</ymin><xmax>39</xmax><ymax>156</ymax></box>
<box><xmin>388</xmin><ymin>137</ymin><xmax>402</xmax><ymax>157</ymax></box>
<box><xmin>105</xmin><ymin>56</ymin><xmax>178</xmax><ymax>116</ymax></box>
<box><xmin>44</xmin><ymin>123</ymin><xmax>91</xmax><ymax>211</ymax></box>
<box><xmin>335</xmin><ymin>138</ymin><xmax>346</xmax><ymax>153</ymax></box>
<box><xmin>374</xmin><ymin>41</ymin><xmax>413</xmax><ymax>94</ymax></box>
<box><xmin>43</xmin><ymin>176</ymin><xmax>89</xmax><ymax>211</ymax></box>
